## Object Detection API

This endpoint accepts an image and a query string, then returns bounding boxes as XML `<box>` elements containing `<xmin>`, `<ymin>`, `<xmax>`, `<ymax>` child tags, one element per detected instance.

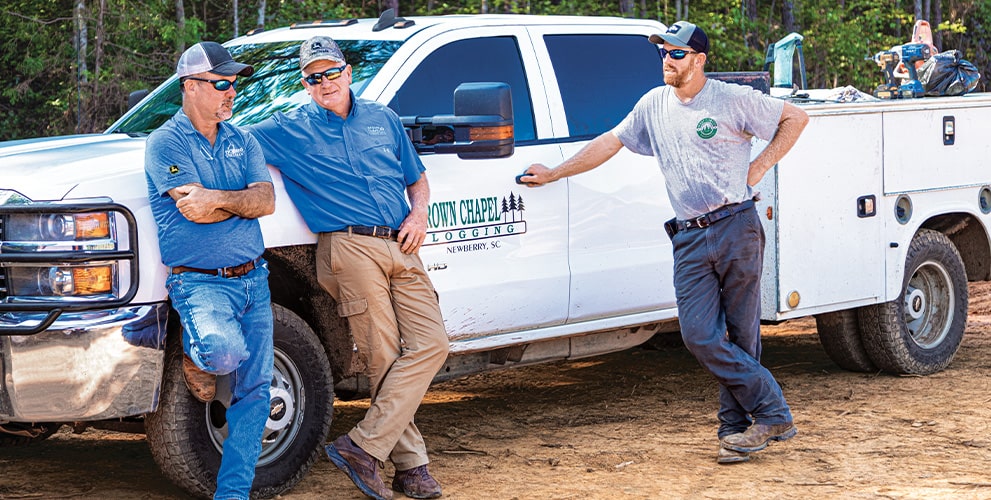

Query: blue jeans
<box><xmin>671</xmin><ymin>207</ymin><xmax>792</xmax><ymax>439</ymax></box>
<box><xmin>166</xmin><ymin>261</ymin><xmax>274</xmax><ymax>500</ymax></box>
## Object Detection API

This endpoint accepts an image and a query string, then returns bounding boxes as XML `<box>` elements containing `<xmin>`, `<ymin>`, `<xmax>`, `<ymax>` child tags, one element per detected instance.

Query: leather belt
<box><xmin>341</xmin><ymin>225</ymin><xmax>399</xmax><ymax>241</ymax></box>
<box><xmin>171</xmin><ymin>257</ymin><xmax>260</xmax><ymax>278</ymax></box>
<box><xmin>671</xmin><ymin>199</ymin><xmax>756</xmax><ymax>234</ymax></box>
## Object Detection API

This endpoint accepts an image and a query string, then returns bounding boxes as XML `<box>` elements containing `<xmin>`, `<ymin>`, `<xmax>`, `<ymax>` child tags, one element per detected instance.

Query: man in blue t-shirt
<box><xmin>145</xmin><ymin>41</ymin><xmax>275</xmax><ymax>500</ymax></box>
<box><xmin>250</xmin><ymin>36</ymin><xmax>448</xmax><ymax>500</ymax></box>
<box><xmin>521</xmin><ymin>21</ymin><xmax>809</xmax><ymax>465</ymax></box>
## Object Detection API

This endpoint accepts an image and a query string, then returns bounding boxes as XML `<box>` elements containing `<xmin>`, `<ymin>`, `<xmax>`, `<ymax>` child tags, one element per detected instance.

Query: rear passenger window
<box><xmin>545</xmin><ymin>34</ymin><xmax>664</xmax><ymax>139</ymax></box>
<box><xmin>389</xmin><ymin>37</ymin><xmax>536</xmax><ymax>141</ymax></box>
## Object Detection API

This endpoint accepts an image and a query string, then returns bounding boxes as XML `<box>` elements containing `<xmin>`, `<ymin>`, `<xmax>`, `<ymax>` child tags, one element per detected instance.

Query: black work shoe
<box><xmin>392</xmin><ymin>464</ymin><xmax>442</xmax><ymax>499</ymax></box>
<box><xmin>720</xmin><ymin>423</ymin><xmax>797</xmax><ymax>453</ymax></box>
<box><xmin>717</xmin><ymin>446</ymin><xmax>751</xmax><ymax>464</ymax></box>
<box><xmin>181</xmin><ymin>354</ymin><xmax>216</xmax><ymax>403</ymax></box>
<box><xmin>325</xmin><ymin>435</ymin><xmax>393</xmax><ymax>500</ymax></box>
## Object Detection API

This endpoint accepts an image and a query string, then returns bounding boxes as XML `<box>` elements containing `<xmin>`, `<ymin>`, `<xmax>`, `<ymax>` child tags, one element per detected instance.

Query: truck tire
<box><xmin>0</xmin><ymin>423</ymin><xmax>60</xmax><ymax>447</ymax></box>
<box><xmin>858</xmin><ymin>229</ymin><xmax>968</xmax><ymax>375</ymax></box>
<box><xmin>814</xmin><ymin>309</ymin><xmax>876</xmax><ymax>372</ymax></box>
<box><xmin>145</xmin><ymin>304</ymin><xmax>334</xmax><ymax>499</ymax></box>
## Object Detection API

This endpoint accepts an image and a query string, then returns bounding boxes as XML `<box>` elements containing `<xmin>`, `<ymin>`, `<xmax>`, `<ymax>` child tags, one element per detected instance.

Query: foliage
<box><xmin>0</xmin><ymin>0</ymin><xmax>988</xmax><ymax>141</ymax></box>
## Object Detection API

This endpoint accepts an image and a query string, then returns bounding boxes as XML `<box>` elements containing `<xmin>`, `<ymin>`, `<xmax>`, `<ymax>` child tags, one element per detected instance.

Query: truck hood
<box><xmin>0</xmin><ymin>133</ymin><xmax>146</xmax><ymax>201</ymax></box>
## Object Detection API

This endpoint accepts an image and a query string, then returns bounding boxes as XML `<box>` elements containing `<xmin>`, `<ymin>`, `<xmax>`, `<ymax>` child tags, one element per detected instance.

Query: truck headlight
<box><xmin>0</xmin><ymin>199</ymin><xmax>138</xmax><ymax>334</ymax></box>
<box><xmin>4</xmin><ymin>212</ymin><xmax>115</xmax><ymax>250</ymax></box>
<box><xmin>6</xmin><ymin>265</ymin><xmax>116</xmax><ymax>298</ymax></box>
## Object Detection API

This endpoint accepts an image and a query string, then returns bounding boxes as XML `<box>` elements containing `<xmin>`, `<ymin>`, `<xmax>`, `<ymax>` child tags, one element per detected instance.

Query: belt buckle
<box><xmin>692</xmin><ymin>216</ymin><xmax>710</xmax><ymax>229</ymax></box>
<box><xmin>373</xmin><ymin>226</ymin><xmax>392</xmax><ymax>239</ymax></box>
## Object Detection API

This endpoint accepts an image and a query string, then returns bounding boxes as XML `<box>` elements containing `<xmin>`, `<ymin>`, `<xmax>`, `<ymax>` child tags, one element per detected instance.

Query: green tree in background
<box><xmin>0</xmin><ymin>0</ymin><xmax>987</xmax><ymax>141</ymax></box>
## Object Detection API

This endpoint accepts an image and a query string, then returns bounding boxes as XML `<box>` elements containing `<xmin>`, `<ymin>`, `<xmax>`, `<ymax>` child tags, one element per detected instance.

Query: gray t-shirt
<box><xmin>614</xmin><ymin>79</ymin><xmax>784</xmax><ymax>220</ymax></box>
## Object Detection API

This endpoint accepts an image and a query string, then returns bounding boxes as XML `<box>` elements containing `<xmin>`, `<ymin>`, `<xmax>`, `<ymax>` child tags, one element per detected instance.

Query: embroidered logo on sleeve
<box><xmin>169</xmin><ymin>165</ymin><xmax>180</xmax><ymax>174</ymax></box>
<box><xmin>696</xmin><ymin>118</ymin><xmax>718</xmax><ymax>139</ymax></box>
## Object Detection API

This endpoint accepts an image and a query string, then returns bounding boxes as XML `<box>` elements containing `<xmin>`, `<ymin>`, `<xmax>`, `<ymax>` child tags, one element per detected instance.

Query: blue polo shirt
<box><xmin>248</xmin><ymin>95</ymin><xmax>424</xmax><ymax>233</ymax></box>
<box><xmin>145</xmin><ymin>109</ymin><xmax>271</xmax><ymax>269</ymax></box>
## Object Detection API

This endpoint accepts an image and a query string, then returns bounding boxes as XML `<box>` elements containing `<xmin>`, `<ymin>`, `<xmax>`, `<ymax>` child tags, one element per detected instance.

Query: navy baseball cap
<box><xmin>649</xmin><ymin>21</ymin><xmax>710</xmax><ymax>54</ymax></box>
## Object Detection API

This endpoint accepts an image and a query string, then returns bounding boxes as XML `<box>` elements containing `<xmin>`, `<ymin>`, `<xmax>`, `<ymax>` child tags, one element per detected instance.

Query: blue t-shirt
<box><xmin>248</xmin><ymin>95</ymin><xmax>424</xmax><ymax>233</ymax></box>
<box><xmin>145</xmin><ymin>109</ymin><xmax>271</xmax><ymax>268</ymax></box>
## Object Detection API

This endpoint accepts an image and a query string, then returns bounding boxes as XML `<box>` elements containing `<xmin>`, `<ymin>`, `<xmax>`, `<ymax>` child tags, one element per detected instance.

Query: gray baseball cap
<box><xmin>299</xmin><ymin>36</ymin><xmax>346</xmax><ymax>70</ymax></box>
<box><xmin>649</xmin><ymin>21</ymin><xmax>710</xmax><ymax>54</ymax></box>
<box><xmin>176</xmin><ymin>41</ymin><xmax>254</xmax><ymax>78</ymax></box>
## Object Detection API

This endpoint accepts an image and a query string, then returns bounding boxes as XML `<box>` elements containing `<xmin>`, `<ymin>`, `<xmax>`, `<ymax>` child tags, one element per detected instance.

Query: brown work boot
<box><xmin>720</xmin><ymin>423</ymin><xmax>797</xmax><ymax>453</ymax></box>
<box><xmin>325</xmin><ymin>435</ymin><xmax>392</xmax><ymax>500</ymax></box>
<box><xmin>393</xmin><ymin>464</ymin><xmax>442</xmax><ymax>499</ymax></box>
<box><xmin>716</xmin><ymin>445</ymin><xmax>750</xmax><ymax>464</ymax></box>
<box><xmin>181</xmin><ymin>354</ymin><xmax>216</xmax><ymax>403</ymax></box>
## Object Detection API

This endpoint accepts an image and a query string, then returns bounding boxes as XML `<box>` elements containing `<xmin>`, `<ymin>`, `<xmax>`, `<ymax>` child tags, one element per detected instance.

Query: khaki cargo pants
<box><xmin>316</xmin><ymin>231</ymin><xmax>449</xmax><ymax>469</ymax></box>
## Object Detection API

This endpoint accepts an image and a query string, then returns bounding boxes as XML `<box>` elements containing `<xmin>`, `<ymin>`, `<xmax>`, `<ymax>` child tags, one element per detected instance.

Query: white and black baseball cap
<box><xmin>176</xmin><ymin>41</ymin><xmax>254</xmax><ymax>78</ymax></box>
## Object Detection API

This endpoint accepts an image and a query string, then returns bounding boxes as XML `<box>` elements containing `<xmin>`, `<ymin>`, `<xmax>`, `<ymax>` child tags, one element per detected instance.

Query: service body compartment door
<box><xmin>377</xmin><ymin>27</ymin><xmax>569</xmax><ymax>340</ymax></box>
<box><xmin>883</xmin><ymin>103</ymin><xmax>991</xmax><ymax>193</ymax></box>
<box><xmin>767</xmin><ymin>110</ymin><xmax>885</xmax><ymax>319</ymax></box>
<box><xmin>531</xmin><ymin>25</ymin><xmax>677</xmax><ymax>322</ymax></box>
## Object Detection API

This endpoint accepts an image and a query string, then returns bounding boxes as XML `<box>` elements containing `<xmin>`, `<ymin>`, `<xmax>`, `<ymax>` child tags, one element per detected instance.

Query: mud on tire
<box><xmin>858</xmin><ymin>229</ymin><xmax>968</xmax><ymax>375</ymax></box>
<box><xmin>145</xmin><ymin>304</ymin><xmax>334</xmax><ymax>498</ymax></box>
<box><xmin>814</xmin><ymin>309</ymin><xmax>876</xmax><ymax>373</ymax></box>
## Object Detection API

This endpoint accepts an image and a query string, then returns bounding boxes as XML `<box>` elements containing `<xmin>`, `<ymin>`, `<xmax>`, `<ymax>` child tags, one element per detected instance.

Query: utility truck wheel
<box><xmin>814</xmin><ymin>310</ymin><xmax>876</xmax><ymax>372</ymax></box>
<box><xmin>146</xmin><ymin>304</ymin><xmax>334</xmax><ymax>499</ymax></box>
<box><xmin>858</xmin><ymin>229</ymin><xmax>967</xmax><ymax>375</ymax></box>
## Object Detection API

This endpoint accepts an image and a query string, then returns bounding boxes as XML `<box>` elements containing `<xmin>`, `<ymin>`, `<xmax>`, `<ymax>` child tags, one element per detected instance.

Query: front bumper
<box><xmin>0</xmin><ymin>302</ymin><xmax>168</xmax><ymax>421</ymax></box>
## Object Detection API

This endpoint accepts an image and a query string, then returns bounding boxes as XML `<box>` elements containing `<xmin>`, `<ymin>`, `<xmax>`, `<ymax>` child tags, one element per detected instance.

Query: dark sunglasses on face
<box><xmin>659</xmin><ymin>48</ymin><xmax>699</xmax><ymax>60</ymax></box>
<box><xmin>184</xmin><ymin>77</ymin><xmax>237</xmax><ymax>91</ymax></box>
<box><xmin>304</xmin><ymin>66</ymin><xmax>347</xmax><ymax>85</ymax></box>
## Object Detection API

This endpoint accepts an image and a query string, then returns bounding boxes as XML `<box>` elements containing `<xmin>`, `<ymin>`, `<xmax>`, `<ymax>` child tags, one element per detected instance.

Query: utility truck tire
<box><xmin>814</xmin><ymin>310</ymin><xmax>876</xmax><ymax>372</ymax></box>
<box><xmin>858</xmin><ymin>229</ymin><xmax>967</xmax><ymax>375</ymax></box>
<box><xmin>146</xmin><ymin>304</ymin><xmax>334</xmax><ymax>499</ymax></box>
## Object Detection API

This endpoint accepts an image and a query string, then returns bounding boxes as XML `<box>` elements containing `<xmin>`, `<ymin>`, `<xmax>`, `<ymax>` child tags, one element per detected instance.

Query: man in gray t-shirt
<box><xmin>521</xmin><ymin>21</ymin><xmax>808</xmax><ymax>465</ymax></box>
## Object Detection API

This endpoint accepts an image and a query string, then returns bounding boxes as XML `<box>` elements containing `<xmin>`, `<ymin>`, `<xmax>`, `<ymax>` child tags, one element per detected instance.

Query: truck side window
<box><xmin>545</xmin><ymin>34</ymin><xmax>664</xmax><ymax>139</ymax></box>
<box><xmin>389</xmin><ymin>36</ymin><xmax>536</xmax><ymax>142</ymax></box>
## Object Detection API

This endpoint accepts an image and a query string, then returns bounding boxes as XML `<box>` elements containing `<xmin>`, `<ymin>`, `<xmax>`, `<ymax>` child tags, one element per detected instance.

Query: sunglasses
<box><xmin>659</xmin><ymin>48</ymin><xmax>699</xmax><ymax>60</ymax></box>
<box><xmin>304</xmin><ymin>66</ymin><xmax>347</xmax><ymax>85</ymax></box>
<box><xmin>184</xmin><ymin>77</ymin><xmax>237</xmax><ymax>91</ymax></box>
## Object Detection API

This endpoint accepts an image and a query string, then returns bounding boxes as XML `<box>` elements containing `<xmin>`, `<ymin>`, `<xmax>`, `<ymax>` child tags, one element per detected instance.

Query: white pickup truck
<box><xmin>2</xmin><ymin>13</ymin><xmax>989</xmax><ymax>499</ymax></box>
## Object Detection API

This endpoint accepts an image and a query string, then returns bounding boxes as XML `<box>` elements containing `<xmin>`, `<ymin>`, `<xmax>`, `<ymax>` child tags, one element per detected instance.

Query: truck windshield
<box><xmin>110</xmin><ymin>39</ymin><xmax>402</xmax><ymax>135</ymax></box>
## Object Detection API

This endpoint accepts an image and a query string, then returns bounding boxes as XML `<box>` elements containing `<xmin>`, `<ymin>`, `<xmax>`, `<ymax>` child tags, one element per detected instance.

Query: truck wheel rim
<box><xmin>903</xmin><ymin>260</ymin><xmax>953</xmax><ymax>349</ymax></box>
<box><xmin>205</xmin><ymin>346</ymin><xmax>304</xmax><ymax>467</ymax></box>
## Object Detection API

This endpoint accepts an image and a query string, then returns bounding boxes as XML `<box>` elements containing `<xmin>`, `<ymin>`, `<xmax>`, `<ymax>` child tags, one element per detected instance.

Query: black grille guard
<box><xmin>0</xmin><ymin>202</ymin><xmax>139</xmax><ymax>335</ymax></box>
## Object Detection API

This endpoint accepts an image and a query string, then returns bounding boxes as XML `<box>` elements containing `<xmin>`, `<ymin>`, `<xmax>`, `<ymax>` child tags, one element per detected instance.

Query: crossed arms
<box><xmin>167</xmin><ymin>182</ymin><xmax>275</xmax><ymax>223</ymax></box>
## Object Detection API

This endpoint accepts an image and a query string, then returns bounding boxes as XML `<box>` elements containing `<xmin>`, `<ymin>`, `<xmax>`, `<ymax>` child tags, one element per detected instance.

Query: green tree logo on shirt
<box><xmin>696</xmin><ymin>118</ymin><xmax>718</xmax><ymax>139</ymax></box>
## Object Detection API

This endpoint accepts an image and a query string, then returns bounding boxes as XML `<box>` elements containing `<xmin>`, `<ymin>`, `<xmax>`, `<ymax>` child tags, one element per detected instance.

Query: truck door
<box><xmin>377</xmin><ymin>27</ymin><xmax>569</xmax><ymax>340</ymax></box>
<box><xmin>530</xmin><ymin>27</ymin><xmax>678</xmax><ymax>322</ymax></box>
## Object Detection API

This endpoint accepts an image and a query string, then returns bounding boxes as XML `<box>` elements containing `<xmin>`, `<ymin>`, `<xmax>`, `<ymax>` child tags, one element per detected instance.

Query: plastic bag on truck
<box><xmin>918</xmin><ymin>50</ymin><xmax>981</xmax><ymax>96</ymax></box>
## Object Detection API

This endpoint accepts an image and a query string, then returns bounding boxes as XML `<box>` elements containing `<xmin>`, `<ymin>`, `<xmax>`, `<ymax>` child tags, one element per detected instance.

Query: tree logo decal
<box><xmin>502</xmin><ymin>192</ymin><xmax>525</xmax><ymax>222</ymax></box>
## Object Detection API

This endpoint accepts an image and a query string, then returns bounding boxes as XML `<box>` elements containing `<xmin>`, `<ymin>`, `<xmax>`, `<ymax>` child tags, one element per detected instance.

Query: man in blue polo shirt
<box><xmin>145</xmin><ymin>41</ymin><xmax>275</xmax><ymax>500</ymax></box>
<box><xmin>250</xmin><ymin>36</ymin><xmax>448</xmax><ymax>500</ymax></box>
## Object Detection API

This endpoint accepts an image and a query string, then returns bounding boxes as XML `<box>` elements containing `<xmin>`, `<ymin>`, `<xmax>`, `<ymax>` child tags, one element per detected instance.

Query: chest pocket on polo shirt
<box><xmin>352</xmin><ymin>130</ymin><xmax>401</xmax><ymax>180</ymax></box>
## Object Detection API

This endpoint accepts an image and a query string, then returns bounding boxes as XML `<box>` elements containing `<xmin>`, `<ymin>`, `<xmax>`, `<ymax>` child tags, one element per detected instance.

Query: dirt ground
<box><xmin>2</xmin><ymin>283</ymin><xmax>990</xmax><ymax>500</ymax></box>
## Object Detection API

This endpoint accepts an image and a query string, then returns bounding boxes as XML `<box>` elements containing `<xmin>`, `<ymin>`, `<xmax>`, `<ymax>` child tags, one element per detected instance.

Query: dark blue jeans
<box><xmin>671</xmin><ymin>207</ymin><xmax>792</xmax><ymax>438</ymax></box>
<box><xmin>166</xmin><ymin>261</ymin><xmax>274</xmax><ymax>500</ymax></box>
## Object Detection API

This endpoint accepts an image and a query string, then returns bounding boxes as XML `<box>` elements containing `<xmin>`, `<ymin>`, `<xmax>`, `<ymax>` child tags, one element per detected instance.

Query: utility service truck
<box><xmin>1</xmin><ymin>13</ymin><xmax>988</xmax><ymax>498</ymax></box>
